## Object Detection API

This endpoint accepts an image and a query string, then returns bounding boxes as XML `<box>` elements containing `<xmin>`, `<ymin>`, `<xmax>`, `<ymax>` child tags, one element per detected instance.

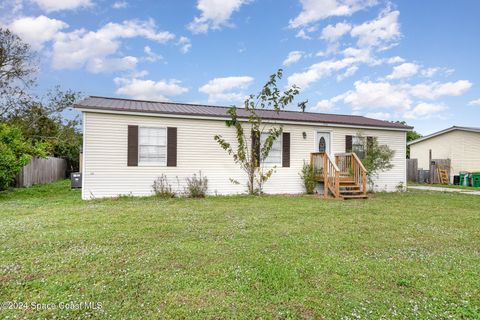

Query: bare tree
<box><xmin>0</xmin><ymin>28</ymin><xmax>37</xmax><ymax>117</ymax></box>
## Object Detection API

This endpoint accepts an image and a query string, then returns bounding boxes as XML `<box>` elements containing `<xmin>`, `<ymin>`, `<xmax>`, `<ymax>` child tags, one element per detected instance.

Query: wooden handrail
<box><xmin>351</xmin><ymin>152</ymin><xmax>367</xmax><ymax>173</ymax></box>
<box><xmin>310</xmin><ymin>152</ymin><xmax>340</xmax><ymax>198</ymax></box>
<box><xmin>324</xmin><ymin>153</ymin><xmax>340</xmax><ymax>172</ymax></box>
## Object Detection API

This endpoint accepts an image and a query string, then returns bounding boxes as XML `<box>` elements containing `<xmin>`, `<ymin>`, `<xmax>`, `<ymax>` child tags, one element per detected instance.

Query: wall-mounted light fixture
<box><xmin>302</xmin><ymin>132</ymin><xmax>307</xmax><ymax>139</ymax></box>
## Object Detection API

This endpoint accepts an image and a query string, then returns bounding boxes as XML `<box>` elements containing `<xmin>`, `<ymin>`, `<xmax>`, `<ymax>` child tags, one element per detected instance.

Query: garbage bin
<box><xmin>71</xmin><ymin>172</ymin><xmax>82</xmax><ymax>189</ymax></box>
<box><xmin>453</xmin><ymin>175</ymin><xmax>460</xmax><ymax>185</ymax></box>
<box><xmin>460</xmin><ymin>172</ymin><xmax>473</xmax><ymax>187</ymax></box>
<box><xmin>473</xmin><ymin>172</ymin><xmax>480</xmax><ymax>188</ymax></box>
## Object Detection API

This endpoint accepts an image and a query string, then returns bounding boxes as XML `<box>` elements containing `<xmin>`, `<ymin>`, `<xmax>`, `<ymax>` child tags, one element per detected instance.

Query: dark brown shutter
<box><xmin>282</xmin><ymin>132</ymin><xmax>290</xmax><ymax>167</ymax></box>
<box><xmin>345</xmin><ymin>135</ymin><xmax>352</xmax><ymax>153</ymax></box>
<box><xmin>167</xmin><ymin>127</ymin><xmax>177</xmax><ymax>167</ymax></box>
<box><xmin>127</xmin><ymin>125</ymin><xmax>138</xmax><ymax>166</ymax></box>
<box><xmin>251</xmin><ymin>130</ymin><xmax>260</xmax><ymax>167</ymax></box>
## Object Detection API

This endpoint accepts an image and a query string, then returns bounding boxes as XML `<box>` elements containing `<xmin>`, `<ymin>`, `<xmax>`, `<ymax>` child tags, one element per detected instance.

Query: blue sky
<box><xmin>1</xmin><ymin>0</ymin><xmax>479</xmax><ymax>135</ymax></box>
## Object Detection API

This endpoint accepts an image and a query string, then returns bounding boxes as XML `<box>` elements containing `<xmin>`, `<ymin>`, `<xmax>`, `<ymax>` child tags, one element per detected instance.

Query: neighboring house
<box><xmin>409</xmin><ymin>126</ymin><xmax>480</xmax><ymax>178</ymax></box>
<box><xmin>75</xmin><ymin>96</ymin><xmax>411</xmax><ymax>200</ymax></box>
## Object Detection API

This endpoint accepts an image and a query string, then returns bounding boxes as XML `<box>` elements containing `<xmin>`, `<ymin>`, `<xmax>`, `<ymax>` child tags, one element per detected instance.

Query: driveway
<box><xmin>408</xmin><ymin>185</ymin><xmax>480</xmax><ymax>196</ymax></box>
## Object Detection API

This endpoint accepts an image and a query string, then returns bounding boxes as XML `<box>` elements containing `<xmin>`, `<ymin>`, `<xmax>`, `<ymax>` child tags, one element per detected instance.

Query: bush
<box><xmin>185</xmin><ymin>171</ymin><xmax>208</xmax><ymax>198</ymax></box>
<box><xmin>152</xmin><ymin>174</ymin><xmax>176</xmax><ymax>198</ymax></box>
<box><xmin>0</xmin><ymin>123</ymin><xmax>39</xmax><ymax>190</ymax></box>
<box><xmin>299</xmin><ymin>161</ymin><xmax>316</xmax><ymax>194</ymax></box>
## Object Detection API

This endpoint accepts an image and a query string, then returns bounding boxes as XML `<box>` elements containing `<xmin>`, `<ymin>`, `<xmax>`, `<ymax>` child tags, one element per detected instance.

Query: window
<box><xmin>352</xmin><ymin>136</ymin><xmax>366</xmax><ymax>160</ymax></box>
<box><xmin>260</xmin><ymin>133</ymin><xmax>282</xmax><ymax>164</ymax></box>
<box><xmin>138</xmin><ymin>127</ymin><xmax>167</xmax><ymax>165</ymax></box>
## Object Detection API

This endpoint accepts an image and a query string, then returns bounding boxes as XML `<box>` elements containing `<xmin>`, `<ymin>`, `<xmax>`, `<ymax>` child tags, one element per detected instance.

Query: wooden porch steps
<box><xmin>310</xmin><ymin>152</ymin><xmax>368</xmax><ymax>200</ymax></box>
<box><xmin>339</xmin><ymin>180</ymin><xmax>368</xmax><ymax>199</ymax></box>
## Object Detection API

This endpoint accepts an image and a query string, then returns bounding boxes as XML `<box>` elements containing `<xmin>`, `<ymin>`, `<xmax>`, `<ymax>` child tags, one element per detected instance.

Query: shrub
<box><xmin>185</xmin><ymin>171</ymin><xmax>208</xmax><ymax>198</ymax></box>
<box><xmin>299</xmin><ymin>161</ymin><xmax>316</xmax><ymax>194</ymax></box>
<box><xmin>152</xmin><ymin>174</ymin><xmax>176</xmax><ymax>198</ymax></box>
<box><xmin>0</xmin><ymin>123</ymin><xmax>47</xmax><ymax>190</ymax></box>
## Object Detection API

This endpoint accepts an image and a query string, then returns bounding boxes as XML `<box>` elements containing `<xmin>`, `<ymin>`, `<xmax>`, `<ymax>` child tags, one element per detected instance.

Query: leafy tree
<box><xmin>361</xmin><ymin>134</ymin><xmax>395</xmax><ymax>189</ymax></box>
<box><xmin>0</xmin><ymin>123</ymin><xmax>47</xmax><ymax>190</ymax></box>
<box><xmin>0</xmin><ymin>28</ymin><xmax>37</xmax><ymax>118</ymax></box>
<box><xmin>214</xmin><ymin>70</ymin><xmax>299</xmax><ymax>195</ymax></box>
<box><xmin>7</xmin><ymin>87</ymin><xmax>83</xmax><ymax>171</ymax></box>
<box><xmin>394</xmin><ymin>120</ymin><xmax>422</xmax><ymax>158</ymax></box>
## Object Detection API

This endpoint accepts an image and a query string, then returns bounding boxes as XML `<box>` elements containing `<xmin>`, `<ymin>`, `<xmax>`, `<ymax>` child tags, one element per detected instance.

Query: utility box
<box><xmin>71</xmin><ymin>172</ymin><xmax>82</xmax><ymax>189</ymax></box>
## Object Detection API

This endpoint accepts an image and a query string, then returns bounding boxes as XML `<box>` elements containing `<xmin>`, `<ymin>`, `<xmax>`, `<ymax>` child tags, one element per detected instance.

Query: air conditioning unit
<box><xmin>71</xmin><ymin>172</ymin><xmax>82</xmax><ymax>189</ymax></box>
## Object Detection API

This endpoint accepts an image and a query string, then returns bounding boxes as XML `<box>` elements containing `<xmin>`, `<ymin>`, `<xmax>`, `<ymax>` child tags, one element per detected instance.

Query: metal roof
<box><xmin>408</xmin><ymin>126</ymin><xmax>480</xmax><ymax>145</ymax></box>
<box><xmin>75</xmin><ymin>96</ymin><xmax>413</xmax><ymax>130</ymax></box>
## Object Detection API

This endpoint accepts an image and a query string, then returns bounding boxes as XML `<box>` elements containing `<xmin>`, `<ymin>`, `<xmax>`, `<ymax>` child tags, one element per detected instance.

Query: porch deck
<box><xmin>310</xmin><ymin>152</ymin><xmax>368</xmax><ymax>199</ymax></box>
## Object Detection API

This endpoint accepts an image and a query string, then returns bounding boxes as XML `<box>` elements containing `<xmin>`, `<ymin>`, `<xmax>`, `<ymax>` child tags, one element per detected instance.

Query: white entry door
<box><xmin>316</xmin><ymin>132</ymin><xmax>331</xmax><ymax>154</ymax></box>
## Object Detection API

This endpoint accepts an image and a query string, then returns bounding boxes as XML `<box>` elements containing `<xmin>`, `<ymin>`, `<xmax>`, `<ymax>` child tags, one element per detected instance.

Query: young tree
<box><xmin>214</xmin><ymin>70</ymin><xmax>299</xmax><ymax>195</ymax></box>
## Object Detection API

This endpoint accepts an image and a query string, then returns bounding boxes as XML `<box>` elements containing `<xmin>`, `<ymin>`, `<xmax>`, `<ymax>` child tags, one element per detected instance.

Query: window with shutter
<box><xmin>138</xmin><ymin>127</ymin><xmax>167</xmax><ymax>165</ymax></box>
<box><xmin>260</xmin><ymin>133</ymin><xmax>282</xmax><ymax>164</ymax></box>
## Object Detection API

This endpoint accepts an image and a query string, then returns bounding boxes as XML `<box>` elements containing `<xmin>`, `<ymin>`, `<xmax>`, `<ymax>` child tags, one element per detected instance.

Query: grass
<box><xmin>408</xmin><ymin>183</ymin><xmax>480</xmax><ymax>191</ymax></box>
<box><xmin>1</xmin><ymin>180</ymin><xmax>479</xmax><ymax>319</ymax></box>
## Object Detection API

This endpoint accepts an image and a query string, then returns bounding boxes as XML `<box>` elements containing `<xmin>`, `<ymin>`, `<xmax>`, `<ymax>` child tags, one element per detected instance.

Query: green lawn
<box><xmin>1</xmin><ymin>181</ymin><xmax>479</xmax><ymax>319</ymax></box>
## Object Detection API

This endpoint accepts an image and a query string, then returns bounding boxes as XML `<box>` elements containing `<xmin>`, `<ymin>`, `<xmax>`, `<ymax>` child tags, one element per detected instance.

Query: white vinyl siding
<box><xmin>81</xmin><ymin>112</ymin><xmax>407</xmax><ymax>199</ymax></box>
<box><xmin>261</xmin><ymin>133</ymin><xmax>282</xmax><ymax>164</ymax></box>
<box><xmin>138</xmin><ymin>127</ymin><xmax>166</xmax><ymax>165</ymax></box>
<box><xmin>410</xmin><ymin>129</ymin><xmax>480</xmax><ymax>178</ymax></box>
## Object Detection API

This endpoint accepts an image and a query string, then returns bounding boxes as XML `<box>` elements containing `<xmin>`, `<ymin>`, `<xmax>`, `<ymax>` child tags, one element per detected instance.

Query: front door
<box><xmin>316</xmin><ymin>132</ymin><xmax>331</xmax><ymax>154</ymax></box>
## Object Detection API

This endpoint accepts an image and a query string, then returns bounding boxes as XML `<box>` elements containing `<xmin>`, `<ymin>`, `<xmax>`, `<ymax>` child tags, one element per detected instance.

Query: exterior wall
<box><xmin>410</xmin><ymin>130</ymin><xmax>480</xmax><ymax>176</ymax></box>
<box><xmin>82</xmin><ymin>111</ymin><xmax>407</xmax><ymax>199</ymax></box>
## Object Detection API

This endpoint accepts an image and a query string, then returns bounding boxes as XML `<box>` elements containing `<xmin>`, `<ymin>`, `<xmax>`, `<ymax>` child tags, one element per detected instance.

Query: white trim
<box><xmin>76</xmin><ymin>108</ymin><xmax>411</xmax><ymax>132</ymax></box>
<box><xmin>81</xmin><ymin>112</ymin><xmax>86</xmax><ymax>199</ymax></box>
<box><xmin>137</xmin><ymin>126</ymin><xmax>167</xmax><ymax>167</ymax></box>
<box><xmin>408</xmin><ymin>126</ymin><xmax>480</xmax><ymax>145</ymax></box>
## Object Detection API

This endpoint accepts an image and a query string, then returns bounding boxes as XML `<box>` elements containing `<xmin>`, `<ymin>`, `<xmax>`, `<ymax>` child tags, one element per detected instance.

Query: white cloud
<box><xmin>350</xmin><ymin>9</ymin><xmax>400</xmax><ymax>49</ymax></box>
<box><xmin>421</xmin><ymin>67</ymin><xmax>439</xmax><ymax>78</ymax></box>
<box><xmin>199</xmin><ymin>76</ymin><xmax>253</xmax><ymax>103</ymax></box>
<box><xmin>8</xmin><ymin>15</ymin><xmax>68</xmax><ymax>50</ymax></box>
<box><xmin>364</xmin><ymin>112</ymin><xmax>392</xmax><ymax>120</ymax></box>
<box><xmin>386</xmin><ymin>62</ymin><xmax>419</xmax><ymax>80</ymax></box>
<box><xmin>32</xmin><ymin>0</ymin><xmax>92</xmax><ymax>12</ymax></box>
<box><xmin>468</xmin><ymin>98</ymin><xmax>480</xmax><ymax>107</ymax></box>
<box><xmin>289</xmin><ymin>0</ymin><xmax>377</xmax><ymax>28</ymax></box>
<box><xmin>87</xmin><ymin>56</ymin><xmax>137</xmax><ymax>73</ymax></box>
<box><xmin>295</xmin><ymin>29</ymin><xmax>311</xmax><ymax>40</ymax></box>
<box><xmin>403</xmin><ymin>102</ymin><xmax>447</xmax><ymax>119</ymax></box>
<box><xmin>143</xmin><ymin>46</ymin><xmax>162</xmax><ymax>62</ymax></box>
<box><xmin>51</xmin><ymin>19</ymin><xmax>174</xmax><ymax>72</ymax></box>
<box><xmin>112</xmin><ymin>1</ymin><xmax>128</xmax><ymax>9</ymax></box>
<box><xmin>386</xmin><ymin>56</ymin><xmax>405</xmax><ymax>64</ymax></box>
<box><xmin>313</xmin><ymin>99</ymin><xmax>335</xmax><ymax>111</ymax></box>
<box><xmin>321</xmin><ymin>22</ymin><xmax>351</xmax><ymax>42</ymax></box>
<box><xmin>336</xmin><ymin>65</ymin><xmax>358</xmax><ymax>81</ymax></box>
<box><xmin>187</xmin><ymin>0</ymin><xmax>250</xmax><ymax>34</ymax></box>
<box><xmin>283</xmin><ymin>51</ymin><xmax>303</xmax><ymax>66</ymax></box>
<box><xmin>114</xmin><ymin>77</ymin><xmax>188</xmax><ymax>101</ymax></box>
<box><xmin>177</xmin><ymin>36</ymin><xmax>191</xmax><ymax>54</ymax></box>
<box><xmin>316</xmin><ymin>79</ymin><xmax>471</xmax><ymax>119</ymax></box>
<box><xmin>342</xmin><ymin>80</ymin><xmax>412</xmax><ymax>111</ymax></box>
<box><xmin>287</xmin><ymin>48</ymin><xmax>372</xmax><ymax>89</ymax></box>
<box><xmin>407</xmin><ymin>80</ymin><xmax>472</xmax><ymax>100</ymax></box>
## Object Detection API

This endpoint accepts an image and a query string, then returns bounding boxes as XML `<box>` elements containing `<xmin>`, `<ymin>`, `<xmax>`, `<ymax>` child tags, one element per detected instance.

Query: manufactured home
<box><xmin>75</xmin><ymin>96</ymin><xmax>411</xmax><ymax>200</ymax></box>
<box><xmin>409</xmin><ymin>126</ymin><xmax>480</xmax><ymax>180</ymax></box>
